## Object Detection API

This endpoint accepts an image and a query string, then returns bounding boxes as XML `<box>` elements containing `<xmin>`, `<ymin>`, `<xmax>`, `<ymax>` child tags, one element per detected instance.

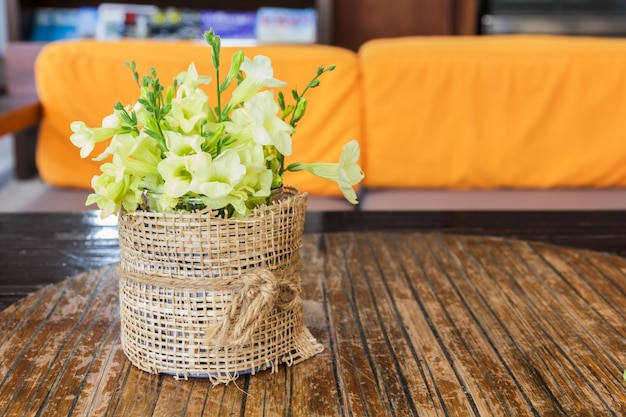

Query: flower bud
<box><xmin>291</xmin><ymin>98</ymin><xmax>308</xmax><ymax>125</ymax></box>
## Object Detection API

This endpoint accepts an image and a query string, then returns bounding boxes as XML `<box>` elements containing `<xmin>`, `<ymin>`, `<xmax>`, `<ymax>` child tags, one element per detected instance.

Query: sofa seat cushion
<box><xmin>360</xmin><ymin>35</ymin><xmax>626</xmax><ymax>190</ymax></box>
<box><xmin>359</xmin><ymin>188</ymin><xmax>626</xmax><ymax>210</ymax></box>
<box><xmin>0</xmin><ymin>179</ymin><xmax>356</xmax><ymax>212</ymax></box>
<box><xmin>35</xmin><ymin>39</ymin><xmax>362</xmax><ymax>198</ymax></box>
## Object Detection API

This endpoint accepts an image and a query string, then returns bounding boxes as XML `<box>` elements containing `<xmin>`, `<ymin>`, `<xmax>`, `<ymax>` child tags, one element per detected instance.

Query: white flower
<box><xmin>70</xmin><ymin>121</ymin><xmax>119</xmax><ymax>158</ymax></box>
<box><xmin>163</xmin><ymin>131</ymin><xmax>205</xmax><ymax>156</ymax></box>
<box><xmin>234</xmin><ymin>142</ymin><xmax>273</xmax><ymax>198</ymax></box>
<box><xmin>226</xmin><ymin>91</ymin><xmax>294</xmax><ymax>156</ymax></box>
<box><xmin>228</xmin><ymin>55</ymin><xmax>287</xmax><ymax>108</ymax></box>
<box><xmin>287</xmin><ymin>140</ymin><xmax>364</xmax><ymax>204</ymax></box>
<box><xmin>102</xmin><ymin>113</ymin><xmax>121</xmax><ymax>129</ymax></box>
<box><xmin>158</xmin><ymin>153</ymin><xmax>208</xmax><ymax>198</ymax></box>
<box><xmin>166</xmin><ymin>93</ymin><xmax>210</xmax><ymax>134</ymax></box>
<box><xmin>71</xmin><ymin>30</ymin><xmax>365</xmax><ymax>217</ymax></box>
<box><xmin>197</xmin><ymin>149</ymin><xmax>246</xmax><ymax>200</ymax></box>
<box><xmin>175</xmin><ymin>62</ymin><xmax>212</xmax><ymax>90</ymax></box>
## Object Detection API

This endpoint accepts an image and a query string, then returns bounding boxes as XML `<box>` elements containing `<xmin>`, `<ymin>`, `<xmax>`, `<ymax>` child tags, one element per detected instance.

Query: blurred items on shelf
<box><xmin>31</xmin><ymin>7</ymin><xmax>99</xmax><ymax>41</ymax></box>
<box><xmin>95</xmin><ymin>3</ymin><xmax>159</xmax><ymax>40</ymax></box>
<box><xmin>201</xmin><ymin>10</ymin><xmax>257</xmax><ymax>45</ymax></box>
<box><xmin>29</xmin><ymin>3</ymin><xmax>318</xmax><ymax>44</ymax></box>
<box><xmin>256</xmin><ymin>7</ymin><xmax>317</xmax><ymax>44</ymax></box>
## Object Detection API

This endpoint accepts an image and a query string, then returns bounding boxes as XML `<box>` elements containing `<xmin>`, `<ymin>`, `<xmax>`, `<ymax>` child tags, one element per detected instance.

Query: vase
<box><xmin>116</xmin><ymin>187</ymin><xmax>323</xmax><ymax>383</ymax></box>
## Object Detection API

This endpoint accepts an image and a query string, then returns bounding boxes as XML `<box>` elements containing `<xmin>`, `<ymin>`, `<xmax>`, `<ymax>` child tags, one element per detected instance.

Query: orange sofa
<box><xmin>13</xmin><ymin>34</ymin><xmax>626</xmax><ymax>211</ymax></box>
<box><xmin>358</xmin><ymin>35</ymin><xmax>626</xmax><ymax>210</ymax></box>
<box><xmin>33</xmin><ymin>39</ymin><xmax>361</xmax><ymax>211</ymax></box>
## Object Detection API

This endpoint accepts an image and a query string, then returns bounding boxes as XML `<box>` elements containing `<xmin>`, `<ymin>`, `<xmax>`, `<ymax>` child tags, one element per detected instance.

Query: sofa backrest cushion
<box><xmin>360</xmin><ymin>35</ymin><xmax>626</xmax><ymax>189</ymax></box>
<box><xmin>35</xmin><ymin>39</ymin><xmax>362</xmax><ymax>197</ymax></box>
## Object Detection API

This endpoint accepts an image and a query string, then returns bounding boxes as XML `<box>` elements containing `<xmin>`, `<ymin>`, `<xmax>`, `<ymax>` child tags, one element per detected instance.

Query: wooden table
<box><xmin>0</xmin><ymin>211</ymin><xmax>625</xmax><ymax>416</ymax></box>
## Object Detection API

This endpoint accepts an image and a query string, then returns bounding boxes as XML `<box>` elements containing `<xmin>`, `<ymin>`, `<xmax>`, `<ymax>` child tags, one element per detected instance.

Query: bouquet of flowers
<box><xmin>70</xmin><ymin>29</ymin><xmax>364</xmax><ymax>218</ymax></box>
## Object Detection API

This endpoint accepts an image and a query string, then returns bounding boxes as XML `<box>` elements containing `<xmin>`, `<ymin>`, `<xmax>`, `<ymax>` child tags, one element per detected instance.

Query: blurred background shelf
<box><xmin>5</xmin><ymin>1</ymin><xmax>479</xmax><ymax>51</ymax></box>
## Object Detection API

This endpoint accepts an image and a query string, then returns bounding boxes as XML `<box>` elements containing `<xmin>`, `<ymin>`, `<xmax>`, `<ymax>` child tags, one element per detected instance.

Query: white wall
<box><xmin>0</xmin><ymin>0</ymin><xmax>6</xmax><ymax>56</ymax></box>
<box><xmin>0</xmin><ymin>0</ymin><xmax>13</xmax><ymax>185</ymax></box>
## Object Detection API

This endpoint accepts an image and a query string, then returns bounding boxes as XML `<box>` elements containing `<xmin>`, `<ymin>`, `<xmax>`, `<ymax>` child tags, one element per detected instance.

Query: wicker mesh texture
<box><xmin>117</xmin><ymin>188</ymin><xmax>323</xmax><ymax>383</ymax></box>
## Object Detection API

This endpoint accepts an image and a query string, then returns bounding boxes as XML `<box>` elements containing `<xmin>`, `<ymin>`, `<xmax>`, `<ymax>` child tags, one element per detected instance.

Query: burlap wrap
<box><xmin>117</xmin><ymin>188</ymin><xmax>323</xmax><ymax>383</ymax></box>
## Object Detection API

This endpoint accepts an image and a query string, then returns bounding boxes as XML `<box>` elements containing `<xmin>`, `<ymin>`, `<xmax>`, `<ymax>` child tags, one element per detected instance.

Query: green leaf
<box><xmin>221</xmin><ymin>134</ymin><xmax>235</xmax><ymax>146</ymax></box>
<box><xmin>143</xmin><ymin>128</ymin><xmax>162</xmax><ymax>140</ymax></box>
<box><xmin>119</xmin><ymin>110</ymin><xmax>134</xmax><ymax>125</ymax></box>
<box><xmin>124</xmin><ymin>60</ymin><xmax>139</xmax><ymax>85</ymax></box>
<box><xmin>277</xmin><ymin>91</ymin><xmax>285</xmax><ymax>110</ymax></box>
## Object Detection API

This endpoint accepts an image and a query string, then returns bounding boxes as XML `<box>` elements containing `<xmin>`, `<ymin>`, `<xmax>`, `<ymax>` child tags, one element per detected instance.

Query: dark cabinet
<box><xmin>334</xmin><ymin>0</ymin><xmax>478</xmax><ymax>51</ymax></box>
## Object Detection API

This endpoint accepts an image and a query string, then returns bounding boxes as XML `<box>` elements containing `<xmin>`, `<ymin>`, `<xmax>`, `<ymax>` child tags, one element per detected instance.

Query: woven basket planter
<box><xmin>116</xmin><ymin>187</ymin><xmax>323</xmax><ymax>383</ymax></box>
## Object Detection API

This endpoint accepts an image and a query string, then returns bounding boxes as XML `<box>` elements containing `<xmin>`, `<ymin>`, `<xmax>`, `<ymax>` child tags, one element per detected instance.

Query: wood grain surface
<box><xmin>1</xmin><ymin>232</ymin><xmax>624</xmax><ymax>416</ymax></box>
<box><xmin>4</xmin><ymin>210</ymin><xmax>626</xmax><ymax>312</ymax></box>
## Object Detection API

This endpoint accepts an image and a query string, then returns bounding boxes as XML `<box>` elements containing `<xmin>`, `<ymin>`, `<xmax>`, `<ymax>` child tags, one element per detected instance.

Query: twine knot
<box><xmin>206</xmin><ymin>267</ymin><xmax>301</xmax><ymax>347</ymax></box>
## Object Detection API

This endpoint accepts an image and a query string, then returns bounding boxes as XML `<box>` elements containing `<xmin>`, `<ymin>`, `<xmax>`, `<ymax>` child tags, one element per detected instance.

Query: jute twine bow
<box><xmin>204</xmin><ymin>266</ymin><xmax>302</xmax><ymax>347</ymax></box>
<box><xmin>118</xmin><ymin>261</ymin><xmax>302</xmax><ymax>347</ymax></box>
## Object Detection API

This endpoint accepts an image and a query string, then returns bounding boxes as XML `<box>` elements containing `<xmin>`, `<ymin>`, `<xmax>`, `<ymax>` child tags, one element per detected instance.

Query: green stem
<box><xmin>215</xmin><ymin>65</ymin><xmax>222</xmax><ymax>122</ymax></box>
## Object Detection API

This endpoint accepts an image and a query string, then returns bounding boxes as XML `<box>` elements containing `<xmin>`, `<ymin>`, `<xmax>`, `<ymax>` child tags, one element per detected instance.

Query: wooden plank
<box><xmin>373</xmin><ymin>234</ymin><xmax>461</xmax><ymax>416</ymax></box>
<box><xmin>321</xmin><ymin>233</ymin><xmax>396</xmax><ymax>416</ymax></box>
<box><xmin>0</xmin><ymin>267</ymin><xmax>112</xmax><ymax>415</ymax></box>
<box><xmin>292</xmin><ymin>233</ymin><xmax>343</xmax><ymax>416</ymax></box>
<box><xmin>374</xmin><ymin>232</ymin><xmax>487</xmax><ymax>416</ymax></box>
<box><xmin>181</xmin><ymin>380</ymin><xmax>213</xmax><ymax>416</ymax></box>
<box><xmin>429</xmin><ymin>234</ymin><xmax>566</xmax><ymax>415</ymax></box>
<box><xmin>0</xmin><ymin>231</ymin><xmax>624</xmax><ymax>416</ymax></box>
<box><xmin>70</xmin><ymin>325</ymin><xmax>128</xmax><ymax>416</ymax></box>
<box><xmin>202</xmin><ymin>378</ymin><xmax>248</xmax><ymax>416</ymax></box>
<box><xmin>348</xmin><ymin>232</ymin><xmax>433</xmax><ymax>416</ymax></box>
<box><xmin>109</xmin><ymin>367</ymin><xmax>162</xmax><ymax>415</ymax></box>
<box><xmin>35</xmin><ymin>294</ymin><xmax>121</xmax><ymax>416</ymax></box>
<box><xmin>403</xmin><ymin>233</ymin><xmax>519</xmax><ymax>416</ymax></box>
<box><xmin>447</xmin><ymin>235</ymin><xmax>626</xmax><ymax>415</ymax></box>
<box><xmin>152</xmin><ymin>377</ymin><xmax>196</xmax><ymax>417</ymax></box>
<box><xmin>508</xmin><ymin>240</ymin><xmax>626</xmax><ymax>414</ymax></box>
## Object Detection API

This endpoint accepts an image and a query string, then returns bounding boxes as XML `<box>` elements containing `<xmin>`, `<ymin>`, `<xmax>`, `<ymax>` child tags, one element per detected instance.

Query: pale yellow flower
<box><xmin>175</xmin><ymin>62</ymin><xmax>212</xmax><ymax>90</ymax></box>
<box><xmin>166</xmin><ymin>72</ymin><xmax>211</xmax><ymax>134</ymax></box>
<box><xmin>228</xmin><ymin>55</ymin><xmax>287</xmax><ymax>108</ymax></box>
<box><xmin>287</xmin><ymin>140</ymin><xmax>364</xmax><ymax>204</ymax></box>
<box><xmin>226</xmin><ymin>91</ymin><xmax>294</xmax><ymax>156</ymax></box>
<box><xmin>70</xmin><ymin>33</ymin><xmax>365</xmax><ymax>217</ymax></box>
<box><xmin>86</xmin><ymin>162</ymin><xmax>129</xmax><ymax>218</ymax></box>
<box><xmin>158</xmin><ymin>153</ymin><xmax>207</xmax><ymax>198</ymax></box>
<box><xmin>163</xmin><ymin>131</ymin><xmax>205</xmax><ymax>156</ymax></box>
<box><xmin>197</xmin><ymin>149</ymin><xmax>246</xmax><ymax>201</ymax></box>
<box><xmin>235</xmin><ymin>143</ymin><xmax>274</xmax><ymax>198</ymax></box>
<box><xmin>158</xmin><ymin>149</ymin><xmax>245</xmax><ymax>201</ymax></box>
<box><xmin>70</xmin><ymin>121</ymin><xmax>119</xmax><ymax>158</ymax></box>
